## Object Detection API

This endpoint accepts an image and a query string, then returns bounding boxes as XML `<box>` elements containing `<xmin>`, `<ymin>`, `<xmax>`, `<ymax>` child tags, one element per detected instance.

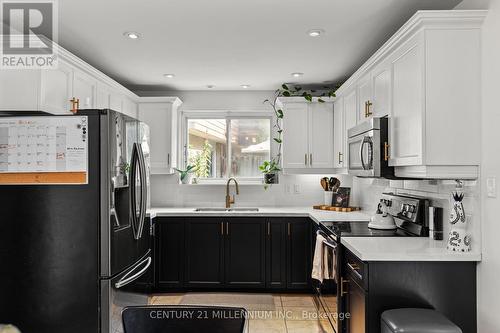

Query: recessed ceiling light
<box><xmin>206</xmin><ymin>85</ymin><xmax>216</xmax><ymax>89</ymax></box>
<box><xmin>241</xmin><ymin>84</ymin><xmax>250</xmax><ymax>89</ymax></box>
<box><xmin>291</xmin><ymin>72</ymin><xmax>304</xmax><ymax>77</ymax></box>
<box><xmin>123</xmin><ymin>31</ymin><xmax>141</xmax><ymax>39</ymax></box>
<box><xmin>163</xmin><ymin>74</ymin><xmax>175</xmax><ymax>78</ymax></box>
<box><xmin>307</xmin><ymin>29</ymin><xmax>324</xmax><ymax>37</ymax></box>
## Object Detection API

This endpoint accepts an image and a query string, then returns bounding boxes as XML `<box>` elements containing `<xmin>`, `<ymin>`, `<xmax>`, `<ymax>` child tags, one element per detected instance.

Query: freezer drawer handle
<box><xmin>115</xmin><ymin>256</ymin><xmax>151</xmax><ymax>289</ymax></box>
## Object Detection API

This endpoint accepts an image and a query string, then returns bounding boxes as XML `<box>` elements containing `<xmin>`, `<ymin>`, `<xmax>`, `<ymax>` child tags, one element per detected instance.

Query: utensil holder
<box><xmin>324</xmin><ymin>191</ymin><xmax>333</xmax><ymax>205</ymax></box>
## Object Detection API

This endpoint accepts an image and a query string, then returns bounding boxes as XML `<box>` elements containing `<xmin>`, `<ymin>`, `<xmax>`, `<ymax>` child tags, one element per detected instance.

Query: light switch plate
<box><xmin>487</xmin><ymin>177</ymin><xmax>497</xmax><ymax>198</ymax></box>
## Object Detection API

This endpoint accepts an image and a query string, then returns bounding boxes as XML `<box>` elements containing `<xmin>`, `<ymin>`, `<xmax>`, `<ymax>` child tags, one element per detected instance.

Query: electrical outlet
<box><xmin>293</xmin><ymin>184</ymin><xmax>301</xmax><ymax>194</ymax></box>
<box><xmin>487</xmin><ymin>177</ymin><xmax>497</xmax><ymax>198</ymax></box>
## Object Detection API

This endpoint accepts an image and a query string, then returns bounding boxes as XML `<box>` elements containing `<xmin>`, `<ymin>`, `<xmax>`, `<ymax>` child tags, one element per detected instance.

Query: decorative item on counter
<box><xmin>324</xmin><ymin>191</ymin><xmax>333</xmax><ymax>205</ymax></box>
<box><xmin>320</xmin><ymin>177</ymin><xmax>329</xmax><ymax>191</ymax></box>
<box><xmin>429</xmin><ymin>206</ymin><xmax>443</xmax><ymax>240</ymax></box>
<box><xmin>332</xmin><ymin>187</ymin><xmax>351</xmax><ymax>208</ymax></box>
<box><xmin>447</xmin><ymin>180</ymin><xmax>471</xmax><ymax>252</ymax></box>
<box><xmin>174</xmin><ymin>165</ymin><xmax>196</xmax><ymax>184</ymax></box>
<box><xmin>329</xmin><ymin>177</ymin><xmax>340</xmax><ymax>192</ymax></box>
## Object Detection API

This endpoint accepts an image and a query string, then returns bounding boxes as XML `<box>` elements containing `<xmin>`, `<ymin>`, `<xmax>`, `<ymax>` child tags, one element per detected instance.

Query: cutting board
<box><xmin>313</xmin><ymin>205</ymin><xmax>361</xmax><ymax>212</ymax></box>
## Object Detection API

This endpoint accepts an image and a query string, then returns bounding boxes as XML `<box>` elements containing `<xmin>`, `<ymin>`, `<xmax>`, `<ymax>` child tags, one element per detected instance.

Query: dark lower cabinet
<box><xmin>156</xmin><ymin>218</ymin><xmax>185</xmax><ymax>289</ymax></box>
<box><xmin>154</xmin><ymin>216</ymin><xmax>312</xmax><ymax>292</ymax></box>
<box><xmin>184</xmin><ymin>218</ymin><xmax>225</xmax><ymax>288</ymax></box>
<box><xmin>286</xmin><ymin>219</ymin><xmax>312</xmax><ymax>289</ymax></box>
<box><xmin>341</xmin><ymin>247</ymin><xmax>477</xmax><ymax>333</ymax></box>
<box><xmin>266</xmin><ymin>220</ymin><xmax>287</xmax><ymax>289</ymax></box>
<box><xmin>224</xmin><ymin>218</ymin><xmax>266</xmax><ymax>288</ymax></box>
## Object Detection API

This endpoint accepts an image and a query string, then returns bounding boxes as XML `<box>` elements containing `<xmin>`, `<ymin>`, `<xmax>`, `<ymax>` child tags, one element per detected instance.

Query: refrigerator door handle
<box><xmin>129</xmin><ymin>143</ymin><xmax>141</xmax><ymax>240</ymax></box>
<box><xmin>136</xmin><ymin>144</ymin><xmax>147</xmax><ymax>240</ymax></box>
<box><xmin>115</xmin><ymin>256</ymin><xmax>151</xmax><ymax>289</ymax></box>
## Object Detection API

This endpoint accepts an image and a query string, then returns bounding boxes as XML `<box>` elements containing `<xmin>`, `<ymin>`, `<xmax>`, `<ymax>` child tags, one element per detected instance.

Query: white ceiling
<box><xmin>58</xmin><ymin>0</ymin><xmax>461</xmax><ymax>92</ymax></box>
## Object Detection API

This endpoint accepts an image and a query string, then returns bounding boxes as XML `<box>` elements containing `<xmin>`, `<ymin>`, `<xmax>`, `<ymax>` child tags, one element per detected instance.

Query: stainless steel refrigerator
<box><xmin>0</xmin><ymin>109</ymin><xmax>152</xmax><ymax>333</ymax></box>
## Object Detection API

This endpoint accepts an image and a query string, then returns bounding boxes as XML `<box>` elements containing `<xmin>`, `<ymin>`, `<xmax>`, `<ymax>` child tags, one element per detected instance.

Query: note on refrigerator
<box><xmin>0</xmin><ymin>116</ymin><xmax>88</xmax><ymax>184</ymax></box>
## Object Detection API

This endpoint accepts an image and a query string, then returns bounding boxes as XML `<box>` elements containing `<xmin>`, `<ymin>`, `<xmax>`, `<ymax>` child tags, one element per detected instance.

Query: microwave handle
<box><xmin>360</xmin><ymin>138</ymin><xmax>367</xmax><ymax>170</ymax></box>
<box><xmin>360</xmin><ymin>137</ymin><xmax>373</xmax><ymax>170</ymax></box>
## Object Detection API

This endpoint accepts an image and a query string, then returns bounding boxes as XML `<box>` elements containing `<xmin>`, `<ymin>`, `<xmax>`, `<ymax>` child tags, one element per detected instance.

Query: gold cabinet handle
<box><xmin>366</xmin><ymin>100</ymin><xmax>373</xmax><ymax>117</ymax></box>
<box><xmin>384</xmin><ymin>142</ymin><xmax>390</xmax><ymax>161</ymax></box>
<box><xmin>287</xmin><ymin>223</ymin><xmax>291</xmax><ymax>237</ymax></box>
<box><xmin>226</xmin><ymin>222</ymin><xmax>229</xmax><ymax>235</ymax></box>
<box><xmin>70</xmin><ymin>97</ymin><xmax>80</xmax><ymax>114</ymax></box>
<box><xmin>267</xmin><ymin>222</ymin><xmax>270</xmax><ymax>236</ymax></box>
<box><xmin>304</xmin><ymin>153</ymin><xmax>308</xmax><ymax>166</ymax></box>
<box><xmin>338</xmin><ymin>152</ymin><xmax>343</xmax><ymax>164</ymax></box>
<box><xmin>310</xmin><ymin>154</ymin><xmax>313</xmax><ymax>166</ymax></box>
<box><xmin>221</xmin><ymin>222</ymin><xmax>224</xmax><ymax>235</ymax></box>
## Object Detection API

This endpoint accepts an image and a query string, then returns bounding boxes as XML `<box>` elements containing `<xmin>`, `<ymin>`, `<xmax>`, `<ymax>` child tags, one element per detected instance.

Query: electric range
<box><xmin>314</xmin><ymin>193</ymin><xmax>431</xmax><ymax>333</ymax></box>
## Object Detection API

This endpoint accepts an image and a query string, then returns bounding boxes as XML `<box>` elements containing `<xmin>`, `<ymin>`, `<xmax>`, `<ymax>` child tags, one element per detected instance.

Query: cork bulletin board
<box><xmin>0</xmin><ymin>116</ymin><xmax>88</xmax><ymax>185</ymax></box>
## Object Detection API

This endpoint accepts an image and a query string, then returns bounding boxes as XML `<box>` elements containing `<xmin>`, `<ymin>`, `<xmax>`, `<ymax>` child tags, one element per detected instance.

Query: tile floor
<box><xmin>148</xmin><ymin>292</ymin><xmax>334</xmax><ymax>333</ymax></box>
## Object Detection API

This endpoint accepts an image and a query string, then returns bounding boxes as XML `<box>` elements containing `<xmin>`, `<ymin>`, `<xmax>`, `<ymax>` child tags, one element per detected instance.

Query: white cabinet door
<box><xmin>282</xmin><ymin>103</ymin><xmax>309</xmax><ymax>169</ymax></box>
<box><xmin>357</xmin><ymin>72</ymin><xmax>373</xmax><ymax>122</ymax></box>
<box><xmin>309</xmin><ymin>102</ymin><xmax>334</xmax><ymax>168</ymax></box>
<box><xmin>372</xmin><ymin>63</ymin><xmax>391</xmax><ymax>117</ymax></box>
<box><xmin>122</xmin><ymin>98</ymin><xmax>137</xmax><ymax>118</ymax></box>
<box><xmin>138</xmin><ymin>103</ymin><xmax>176</xmax><ymax>174</ymax></box>
<box><xmin>96</xmin><ymin>83</ymin><xmax>111</xmax><ymax>109</ymax></box>
<box><xmin>389</xmin><ymin>37</ymin><xmax>424</xmax><ymax>166</ymax></box>
<box><xmin>109</xmin><ymin>93</ymin><xmax>123</xmax><ymax>113</ymax></box>
<box><xmin>333</xmin><ymin>97</ymin><xmax>344</xmax><ymax>168</ymax></box>
<box><xmin>344</xmin><ymin>89</ymin><xmax>358</xmax><ymax>168</ymax></box>
<box><xmin>39</xmin><ymin>60</ymin><xmax>73</xmax><ymax>114</ymax></box>
<box><xmin>73</xmin><ymin>69</ymin><xmax>96</xmax><ymax>109</ymax></box>
<box><xmin>0</xmin><ymin>70</ymin><xmax>39</xmax><ymax>110</ymax></box>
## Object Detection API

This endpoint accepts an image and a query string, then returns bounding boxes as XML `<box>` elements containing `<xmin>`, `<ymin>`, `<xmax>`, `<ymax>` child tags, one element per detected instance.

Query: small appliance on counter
<box><xmin>369</xmin><ymin>200</ymin><xmax>396</xmax><ymax>230</ymax></box>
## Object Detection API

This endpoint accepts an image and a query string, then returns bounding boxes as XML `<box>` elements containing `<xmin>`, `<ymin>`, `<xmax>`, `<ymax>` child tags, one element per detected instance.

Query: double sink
<box><xmin>194</xmin><ymin>207</ymin><xmax>260</xmax><ymax>212</ymax></box>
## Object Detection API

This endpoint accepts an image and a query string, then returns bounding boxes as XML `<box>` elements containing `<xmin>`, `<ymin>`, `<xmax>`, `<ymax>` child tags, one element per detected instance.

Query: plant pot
<box><xmin>264</xmin><ymin>172</ymin><xmax>279</xmax><ymax>185</ymax></box>
<box><xmin>180</xmin><ymin>173</ymin><xmax>192</xmax><ymax>185</ymax></box>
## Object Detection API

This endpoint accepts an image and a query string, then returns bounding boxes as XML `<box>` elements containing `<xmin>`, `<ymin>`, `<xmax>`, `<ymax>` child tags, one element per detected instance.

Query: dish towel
<box><xmin>311</xmin><ymin>233</ymin><xmax>326</xmax><ymax>282</ymax></box>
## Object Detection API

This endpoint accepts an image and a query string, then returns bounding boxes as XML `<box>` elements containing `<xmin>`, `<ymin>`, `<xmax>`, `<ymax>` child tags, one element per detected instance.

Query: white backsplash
<box><xmin>351</xmin><ymin>177</ymin><xmax>480</xmax><ymax>249</ymax></box>
<box><xmin>150</xmin><ymin>174</ymin><xmax>353</xmax><ymax>208</ymax></box>
<box><xmin>150</xmin><ymin>173</ymin><xmax>480</xmax><ymax>251</ymax></box>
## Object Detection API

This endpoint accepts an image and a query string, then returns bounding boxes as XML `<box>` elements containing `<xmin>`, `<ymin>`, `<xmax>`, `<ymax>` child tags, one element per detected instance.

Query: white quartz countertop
<box><xmin>149</xmin><ymin>206</ymin><xmax>371</xmax><ymax>224</ymax></box>
<box><xmin>341</xmin><ymin>237</ymin><xmax>482</xmax><ymax>262</ymax></box>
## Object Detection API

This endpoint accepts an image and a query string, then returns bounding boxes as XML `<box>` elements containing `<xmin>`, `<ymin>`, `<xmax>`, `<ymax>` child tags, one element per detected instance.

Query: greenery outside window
<box><xmin>182</xmin><ymin>112</ymin><xmax>272</xmax><ymax>182</ymax></box>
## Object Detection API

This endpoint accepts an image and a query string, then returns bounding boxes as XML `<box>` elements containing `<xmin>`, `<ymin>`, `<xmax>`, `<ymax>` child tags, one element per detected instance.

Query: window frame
<box><xmin>180</xmin><ymin>110</ymin><xmax>274</xmax><ymax>184</ymax></box>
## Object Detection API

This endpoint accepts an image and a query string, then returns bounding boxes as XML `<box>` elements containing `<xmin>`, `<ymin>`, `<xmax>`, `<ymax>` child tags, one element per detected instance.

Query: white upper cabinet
<box><xmin>39</xmin><ymin>60</ymin><xmax>73</xmax><ymax>114</ymax></box>
<box><xmin>372</xmin><ymin>61</ymin><xmax>391</xmax><ymax>118</ymax></box>
<box><xmin>334</xmin><ymin>11</ymin><xmax>485</xmax><ymax>179</ymax></box>
<box><xmin>357</xmin><ymin>72</ymin><xmax>373</xmax><ymax>122</ymax></box>
<box><xmin>333</xmin><ymin>97</ymin><xmax>345</xmax><ymax>169</ymax></box>
<box><xmin>138</xmin><ymin>98</ymin><xmax>182</xmax><ymax>174</ymax></box>
<box><xmin>309</xmin><ymin>102</ymin><xmax>334</xmax><ymax>168</ymax></box>
<box><xmin>389</xmin><ymin>33</ymin><xmax>424</xmax><ymax>167</ymax></box>
<box><xmin>0</xmin><ymin>45</ymin><xmax>141</xmax><ymax>117</ymax></box>
<box><xmin>279</xmin><ymin>98</ymin><xmax>335</xmax><ymax>173</ymax></box>
<box><xmin>72</xmin><ymin>68</ymin><xmax>97</xmax><ymax>109</ymax></box>
<box><xmin>281</xmin><ymin>103</ymin><xmax>309</xmax><ymax>169</ymax></box>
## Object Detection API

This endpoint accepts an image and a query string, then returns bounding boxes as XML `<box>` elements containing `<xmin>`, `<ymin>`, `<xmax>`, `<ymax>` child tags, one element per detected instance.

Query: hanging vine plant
<box><xmin>259</xmin><ymin>83</ymin><xmax>341</xmax><ymax>186</ymax></box>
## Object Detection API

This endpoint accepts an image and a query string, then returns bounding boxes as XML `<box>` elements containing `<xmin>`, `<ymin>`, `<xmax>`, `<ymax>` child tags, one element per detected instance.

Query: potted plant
<box><xmin>174</xmin><ymin>165</ymin><xmax>196</xmax><ymax>184</ymax></box>
<box><xmin>259</xmin><ymin>83</ymin><xmax>341</xmax><ymax>186</ymax></box>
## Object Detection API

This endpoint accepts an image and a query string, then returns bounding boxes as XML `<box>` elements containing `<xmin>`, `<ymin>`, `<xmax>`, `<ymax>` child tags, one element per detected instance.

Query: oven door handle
<box><xmin>347</xmin><ymin>262</ymin><xmax>363</xmax><ymax>281</ymax></box>
<box><xmin>322</xmin><ymin>239</ymin><xmax>337</xmax><ymax>249</ymax></box>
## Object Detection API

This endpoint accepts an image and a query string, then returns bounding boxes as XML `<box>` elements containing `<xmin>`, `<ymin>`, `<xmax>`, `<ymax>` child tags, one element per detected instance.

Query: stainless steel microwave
<box><xmin>347</xmin><ymin>117</ymin><xmax>394</xmax><ymax>178</ymax></box>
